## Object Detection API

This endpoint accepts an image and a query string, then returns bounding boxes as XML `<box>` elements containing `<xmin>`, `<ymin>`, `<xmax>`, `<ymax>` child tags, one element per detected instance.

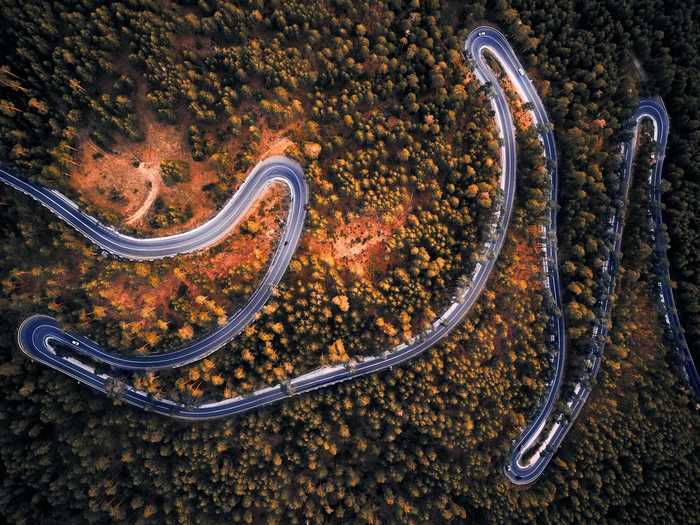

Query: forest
<box><xmin>0</xmin><ymin>0</ymin><xmax>698</xmax><ymax>523</ymax></box>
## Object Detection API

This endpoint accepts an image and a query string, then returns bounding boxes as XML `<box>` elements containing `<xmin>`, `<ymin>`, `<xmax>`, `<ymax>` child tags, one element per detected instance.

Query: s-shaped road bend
<box><xmin>1</xmin><ymin>27</ymin><xmax>698</xmax><ymax>485</ymax></box>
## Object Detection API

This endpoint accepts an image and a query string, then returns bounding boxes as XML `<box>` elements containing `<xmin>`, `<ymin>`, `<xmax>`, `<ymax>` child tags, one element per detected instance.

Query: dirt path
<box><xmin>125</xmin><ymin>164</ymin><xmax>161</xmax><ymax>225</ymax></box>
<box><xmin>260</xmin><ymin>137</ymin><xmax>293</xmax><ymax>159</ymax></box>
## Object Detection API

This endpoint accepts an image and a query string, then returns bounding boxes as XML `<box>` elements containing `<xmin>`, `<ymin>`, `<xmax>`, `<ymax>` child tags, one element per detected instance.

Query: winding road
<box><xmin>635</xmin><ymin>100</ymin><xmax>700</xmax><ymax>397</ymax></box>
<box><xmin>464</xmin><ymin>27</ymin><xmax>568</xmax><ymax>485</ymax></box>
<box><xmin>1</xmin><ymin>26</ymin><xmax>698</xmax><ymax>484</ymax></box>
<box><xmin>504</xmin><ymin>95</ymin><xmax>700</xmax><ymax>484</ymax></box>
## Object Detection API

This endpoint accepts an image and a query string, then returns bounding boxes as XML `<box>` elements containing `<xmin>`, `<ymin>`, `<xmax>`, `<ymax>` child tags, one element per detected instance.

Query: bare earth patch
<box><xmin>491</xmin><ymin>227</ymin><xmax>545</xmax><ymax>358</ymax></box>
<box><xmin>174</xmin><ymin>33</ymin><xmax>214</xmax><ymax>57</ymax></box>
<box><xmin>500</xmin><ymin>76</ymin><xmax>534</xmax><ymax>130</ymax></box>
<box><xmin>508</xmin><ymin>225</ymin><xmax>544</xmax><ymax>286</ymax></box>
<box><xmin>259</xmin><ymin>136</ymin><xmax>294</xmax><ymax>160</ymax></box>
<box><xmin>305</xmin><ymin>203</ymin><xmax>410</xmax><ymax>277</ymax></box>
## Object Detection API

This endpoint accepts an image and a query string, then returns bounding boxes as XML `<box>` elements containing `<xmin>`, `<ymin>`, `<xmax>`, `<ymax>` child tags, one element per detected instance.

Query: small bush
<box><xmin>160</xmin><ymin>159</ymin><xmax>191</xmax><ymax>186</ymax></box>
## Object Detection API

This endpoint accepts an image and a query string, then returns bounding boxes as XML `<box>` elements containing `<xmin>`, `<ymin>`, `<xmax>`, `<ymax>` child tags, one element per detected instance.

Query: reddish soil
<box><xmin>500</xmin><ymin>75</ymin><xmax>534</xmax><ymax>130</ymax></box>
<box><xmin>305</xmin><ymin>202</ymin><xmax>410</xmax><ymax>277</ymax></box>
<box><xmin>507</xmin><ymin>225</ymin><xmax>544</xmax><ymax>287</ymax></box>
<box><xmin>174</xmin><ymin>33</ymin><xmax>214</xmax><ymax>57</ymax></box>
<box><xmin>97</xmin><ymin>272</ymin><xmax>189</xmax><ymax>325</ymax></box>
<box><xmin>491</xmin><ymin>227</ymin><xmax>545</xmax><ymax>356</ymax></box>
<box><xmin>258</xmin><ymin>136</ymin><xmax>295</xmax><ymax>160</ymax></box>
<box><xmin>67</xmin><ymin>76</ymin><xmax>300</xmax><ymax>237</ymax></box>
<box><xmin>187</xmin><ymin>185</ymin><xmax>288</xmax><ymax>281</ymax></box>
<box><xmin>125</xmin><ymin>167</ymin><xmax>160</xmax><ymax>224</ymax></box>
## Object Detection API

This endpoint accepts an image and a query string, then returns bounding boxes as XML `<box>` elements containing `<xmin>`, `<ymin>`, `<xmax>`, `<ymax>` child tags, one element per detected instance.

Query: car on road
<box><xmin>518</xmin><ymin>67</ymin><xmax>526</xmax><ymax>76</ymax></box>
<box><xmin>281</xmin><ymin>380</ymin><xmax>295</xmax><ymax>394</ymax></box>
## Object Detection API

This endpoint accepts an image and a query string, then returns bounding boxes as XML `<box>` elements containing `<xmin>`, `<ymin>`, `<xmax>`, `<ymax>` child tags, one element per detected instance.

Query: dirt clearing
<box><xmin>68</xmin><ymin>117</ymin><xmax>221</xmax><ymax>234</ymax></box>
<box><xmin>305</xmin><ymin>202</ymin><xmax>410</xmax><ymax>278</ymax></box>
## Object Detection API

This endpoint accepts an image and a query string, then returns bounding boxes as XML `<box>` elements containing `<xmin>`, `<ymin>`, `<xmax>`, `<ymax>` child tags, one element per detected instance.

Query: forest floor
<box><xmin>491</xmin><ymin>226</ymin><xmax>545</xmax><ymax>359</ymax></box>
<box><xmin>507</xmin><ymin>226</ymin><xmax>543</xmax><ymax>289</ymax></box>
<box><xmin>187</xmin><ymin>185</ymin><xmax>288</xmax><ymax>282</ymax></box>
<box><xmin>64</xmin><ymin>102</ymin><xmax>297</xmax><ymax>345</ymax></box>
<box><xmin>305</xmin><ymin>202</ymin><xmax>410</xmax><ymax>278</ymax></box>
<box><xmin>258</xmin><ymin>134</ymin><xmax>295</xmax><ymax>160</ymax></box>
<box><xmin>617</xmin><ymin>289</ymin><xmax>664</xmax><ymax>376</ymax></box>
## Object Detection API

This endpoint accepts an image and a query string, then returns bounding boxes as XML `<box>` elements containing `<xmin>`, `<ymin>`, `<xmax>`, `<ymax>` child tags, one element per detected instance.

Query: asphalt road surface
<box><xmin>2</xmin><ymin>26</ymin><xmax>697</xmax><ymax>485</ymax></box>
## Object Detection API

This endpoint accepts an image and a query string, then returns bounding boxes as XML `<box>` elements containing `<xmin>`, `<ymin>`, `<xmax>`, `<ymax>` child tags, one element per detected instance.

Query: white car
<box><xmin>518</xmin><ymin>68</ymin><xmax>526</xmax><ymax>76</ymax></box>
<box><xmin>71</xmin><ymin>340</ymin><xmax>80</xmax><ymax>346</ymax></box>
<box><xmin>478</xmin><ymin>31</ymin><xmax>486</xmax><ymax>36</ymax></box>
